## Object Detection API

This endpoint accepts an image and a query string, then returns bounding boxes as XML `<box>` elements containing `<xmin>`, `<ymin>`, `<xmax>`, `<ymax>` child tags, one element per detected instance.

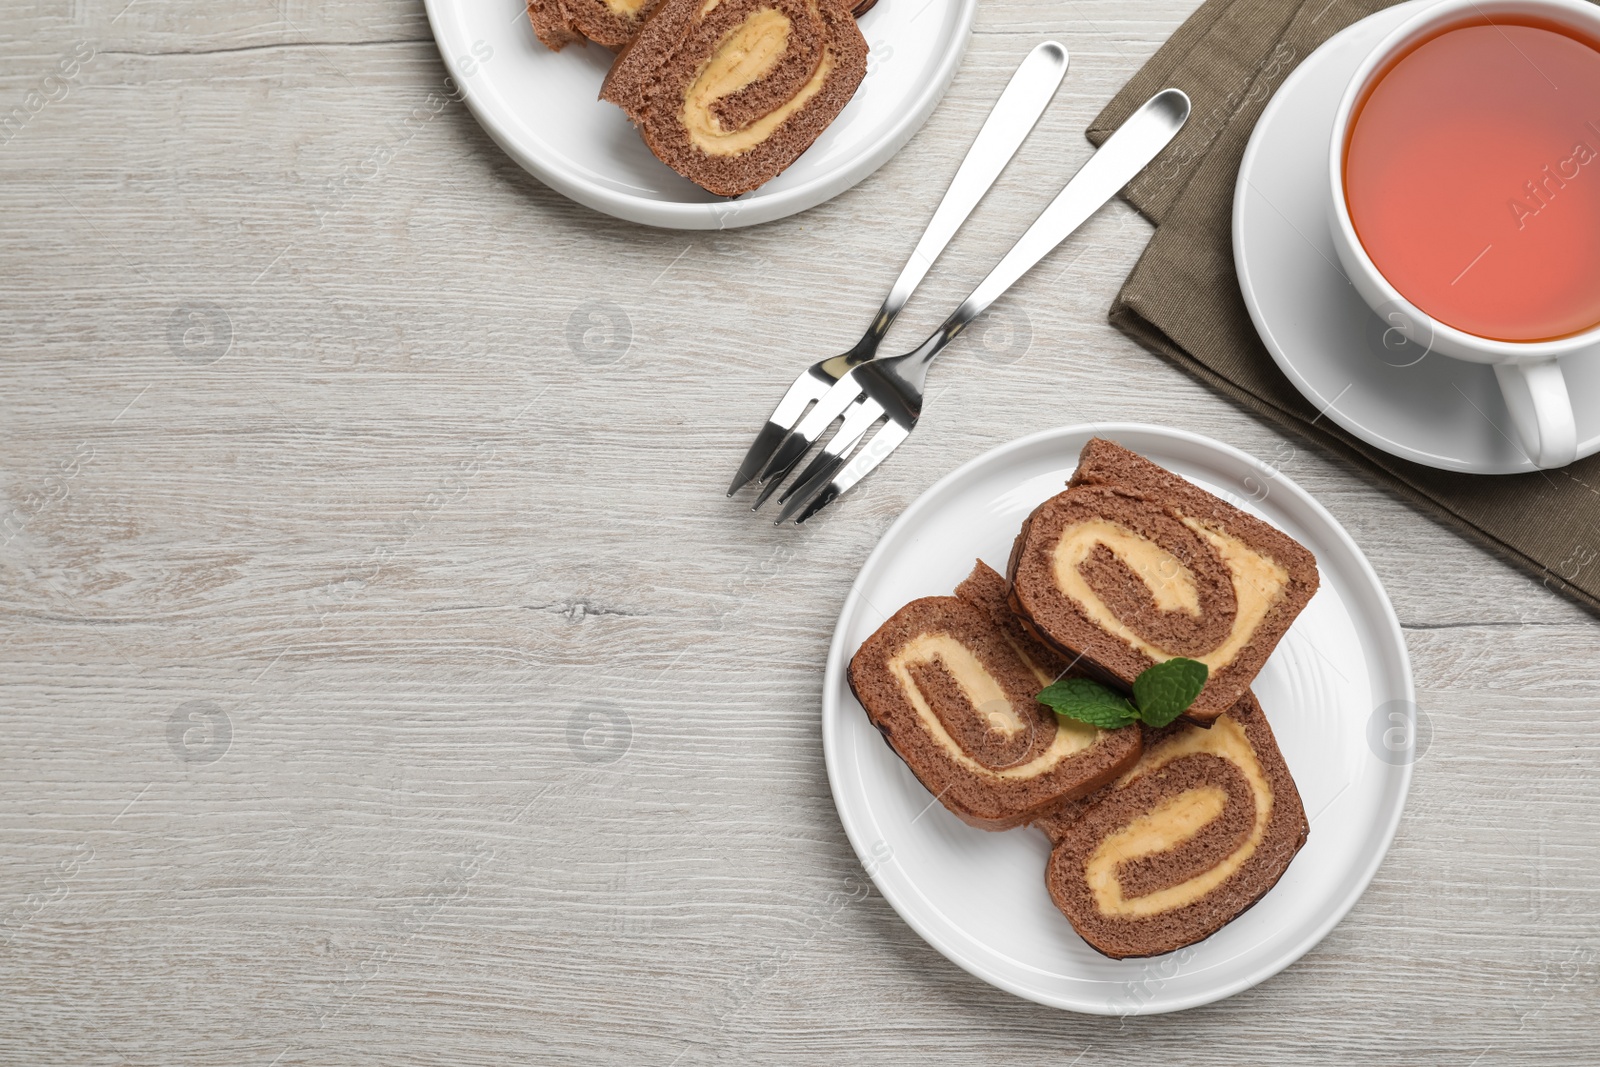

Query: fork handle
<box><xmin>857</xmin><ymin>41</ymin><xmax>1071</xmax><ymax>350</ymax></box>
<box><xmin>906</xmin><ymin>88</ymin><xmax>1192</xmax><ymax>375</ymax></box>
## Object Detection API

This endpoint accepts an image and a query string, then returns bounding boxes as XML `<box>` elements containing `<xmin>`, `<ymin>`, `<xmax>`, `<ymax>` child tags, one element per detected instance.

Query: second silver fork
<box><xmin>773</xmin><ymin>88</ymin><xmax>1194</xmax><ymax>524</ymax></box>
<box><xmin>726</xmin><ymin>41</ymin><xmax>1072</xmax><ymax>504</ymax></box>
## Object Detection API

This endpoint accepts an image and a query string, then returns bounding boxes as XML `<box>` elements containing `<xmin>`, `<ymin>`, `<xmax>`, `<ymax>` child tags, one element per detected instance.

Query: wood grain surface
<box><xmin>1</xmin><ymin>0</ymin><xmax>1596</xmax><ymax>1062</ymax></box>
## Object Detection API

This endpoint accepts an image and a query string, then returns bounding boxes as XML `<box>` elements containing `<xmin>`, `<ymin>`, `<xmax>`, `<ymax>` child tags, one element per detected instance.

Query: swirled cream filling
<box><xmin>1181</xmin><ymin>517</ymin><xmax>1290</xmax><ymax>672</ymax></box>
<box><xmin>1049</xmin><ymin>518</ymin><xmax>1289</xmax><ymax>671</ymax></box>
<box><xmin>888</xmin><ymin>633</ymin><xmax>1099</xmax><ymax>780</ymax></box>
<box><xmin>1054</xmin><ymin>518</ymin><xmax>1201</xmax><ymax>616</ymax></box>
<box><xmin>603</xmin><ymin>0</ymin><xmax>650</xmax><ymax>15</ymax></box>
<box><xmin>1086</xmin><ymin>787</ymin><xmax>1228</xmax><ymax>916</ymax></box>
<box><xmin>680</xmin><ymin>7</ymin><xmax>834</xmax><ymax>156</ymax></box>
<box><xmin>1087</xmin><ymin>715</ymin><xmax>1274</xmax><ymax>917</ymax></box>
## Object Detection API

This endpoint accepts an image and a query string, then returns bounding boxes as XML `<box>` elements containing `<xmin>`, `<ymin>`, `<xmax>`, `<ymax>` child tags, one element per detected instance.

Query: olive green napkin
<box><xmin>1085</xmin><ymin>0</ymin><xmax>1600</xmax><ymax>614</ymax></box>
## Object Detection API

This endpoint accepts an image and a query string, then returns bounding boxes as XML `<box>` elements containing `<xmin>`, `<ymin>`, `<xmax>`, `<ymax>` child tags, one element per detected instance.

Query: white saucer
<box><xmin>1233</xmin><ymin>1</ymin><xmax>1600</xmax><ymax>473</ymax></box>
<box><xmin>822</xmin><ymin>424</ymin><xmax>1414</xmax><ymax>1014</ymax></box>
<box><xmin>424</xmin><ymin>0</ymin><xmax>976</xmax><ymax>229</ymax></box>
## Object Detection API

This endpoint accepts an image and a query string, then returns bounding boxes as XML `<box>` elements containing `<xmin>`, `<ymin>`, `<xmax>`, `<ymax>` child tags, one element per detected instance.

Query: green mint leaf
<box><xmin>1131</xmin><ymin>658</ymin><xmax>1209</xmax><ymax>727</ymax></box>
<box><xmin>1035</xmin><ymin>677</ymin><xmax>1139</xmax><ymax>730</ymax></box>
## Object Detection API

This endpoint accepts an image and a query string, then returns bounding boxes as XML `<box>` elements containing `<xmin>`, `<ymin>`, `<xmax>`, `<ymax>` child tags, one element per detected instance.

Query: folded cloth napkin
<box><xmin>1087</xmin><ymin>0</ymin><xmax>1600</xmax><ymax>614</ymax></box>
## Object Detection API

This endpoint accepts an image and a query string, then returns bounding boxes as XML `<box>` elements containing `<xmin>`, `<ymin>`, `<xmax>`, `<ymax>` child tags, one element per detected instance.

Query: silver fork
<box><xmin>726</xmin><ymin>41</ymin><xmax>1072</xmax><ymax>502</ymax></box>
<box><xmin>770</xmin><ymin>88</ymin><xmax>1193</xmax><ymax>524</ymax></box>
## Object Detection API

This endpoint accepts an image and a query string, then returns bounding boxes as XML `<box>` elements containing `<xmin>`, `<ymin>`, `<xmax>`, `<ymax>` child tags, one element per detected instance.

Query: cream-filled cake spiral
<box><xmin>1008</xmin><ymin>438</ymin><xmax>1320</xmax><ymax>725</ymax></box>
<box><xmin>1039</xmin><ymin>692</ymin><xmax>1308</xmax><ymax>958</ymax></box>
<box><xmin>600</xmin><ymin>0</ymin><xmax>867</xmax><ymax>195</ymax></box>
<box><xmin>848</xmin><ymin>563</ymin><xmax>1143</xmax><ymax>831</ymax></box>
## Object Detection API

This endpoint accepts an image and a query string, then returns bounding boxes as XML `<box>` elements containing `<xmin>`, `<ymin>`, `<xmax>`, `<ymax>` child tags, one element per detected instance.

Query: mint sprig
<box><xmin>1131</xmin><ymin>657</ymin><xmax>1208</xmax><ymax>726</ymax></box>
<box><xmin>1036</xmin><ymin>658</ymin><xmax>1209</xmax><ymax>730</ymax></box>
<box><xmin>1033</xmin><ymin>677</ymin><xmax>1138</xmax><ymax>729</ymax></box>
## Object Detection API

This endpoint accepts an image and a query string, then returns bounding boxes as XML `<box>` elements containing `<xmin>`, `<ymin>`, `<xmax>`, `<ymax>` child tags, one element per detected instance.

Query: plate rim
<box><xmin>1228</xmin><ymin>0</ymin><xmax>1600</xmax><ymax>475</ymax></box>
<box><xmin>821</xmin><ymin>421</ymin><xmax>1415</xmax><ymax>1014</ymax></box>
<box><xmin>423</xmin><ymin>0</ymin><xmax>979</xmax><ymax>229</ymax></box>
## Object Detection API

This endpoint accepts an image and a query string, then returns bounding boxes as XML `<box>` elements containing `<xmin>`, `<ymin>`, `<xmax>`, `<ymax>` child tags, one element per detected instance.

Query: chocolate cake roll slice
<box><xmin>849</xmin><ymin>594</ymin><xmax>1141</xmax><ymax>831</ymax></box>
<box><xmin>1008</xmin><ymin>438</ymin><xmax>1319</xmax><ymax>725</ymax></box>
<box><xmin>1028</xmin><ymin>795</ymin><xmax>1093</xmax><ymax>844</ymax></box>
<box><xmin>1045</xmin><ymin>692</ymin><xmax>1308</xmax><ymax>958</ymax></box>
<box><xmin>600</xmin><ymin>0</ymin><xmax>867</xmax><ymax>196</ymax></box>
<box><xmin>954</xmin><ymin>560</ymin><xmax>1075</xmax><ymax>685</ymax></box>
<box><xmin>527</xmin><ymin>0</ymin><xmax>659</xmax><ymax>50</ymax></box>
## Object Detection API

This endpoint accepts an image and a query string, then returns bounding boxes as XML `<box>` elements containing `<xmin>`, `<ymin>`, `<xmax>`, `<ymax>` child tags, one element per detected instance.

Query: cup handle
<box><xmin>1494</xmin><ymin>359</ymin><xmax>1577</xmax><ymax>469</ymax></box>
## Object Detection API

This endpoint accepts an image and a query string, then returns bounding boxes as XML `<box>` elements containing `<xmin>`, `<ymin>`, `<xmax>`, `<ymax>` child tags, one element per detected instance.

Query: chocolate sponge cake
<box><xmin>849</xmin><ymin>585</ymin><xmax>1142</xmax><ymax>831</ymax></box>
<box><xmin>1044</xmin><ymin>692</ymin><xmax>1308</xmax><ymax>958</ymax></box>
<box><xmin>1008</xmin><ymin>439</ymin><xmax>1319</xmax><ymax>725</ymax></box>
<box><xmin>954</xmin><ymin>560</ymin><xmax>1075</xmax><ymax>685</ymax></box>
<box><xmin>527</xmin><ymin>0</ymin><xmax>660</xmax><ymax>50</ymax></box>
<box><xmin>600</xmin><ymin>0</ymin><xmax>867</xmax><ymax>196</ymax></box>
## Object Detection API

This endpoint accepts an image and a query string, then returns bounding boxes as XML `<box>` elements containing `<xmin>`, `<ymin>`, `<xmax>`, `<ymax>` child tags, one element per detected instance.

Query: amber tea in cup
<box><xmin>1343</xmin><ymin>19</ymin><xmax>1600</xmax><ymax>342</ymax></box>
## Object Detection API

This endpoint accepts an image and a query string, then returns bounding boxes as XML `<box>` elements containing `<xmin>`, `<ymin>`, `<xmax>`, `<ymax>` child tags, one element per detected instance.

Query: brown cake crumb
<box><xmin>527</xmin><ymin>0</ymin><xmax>661</xmax><ymax>51</ymax></box>
<box><xmin>955</xmin><ymin>560</ymin><xmax>1074</xmax><ymax>684</ymax></box>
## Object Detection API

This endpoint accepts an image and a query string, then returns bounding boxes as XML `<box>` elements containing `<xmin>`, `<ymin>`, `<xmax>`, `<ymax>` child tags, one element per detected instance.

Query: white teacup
<box><xmin>1326</xmin><ymin>0</ymin><xmax>1600</xmax><ymax>469</ymax></box>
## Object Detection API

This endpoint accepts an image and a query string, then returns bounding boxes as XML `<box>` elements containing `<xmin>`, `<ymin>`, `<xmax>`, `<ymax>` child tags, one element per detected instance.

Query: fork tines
<box><xmin>777</xmin><ymin>410</ymin><xmax>910</xmax><ymax>525</ymax></box>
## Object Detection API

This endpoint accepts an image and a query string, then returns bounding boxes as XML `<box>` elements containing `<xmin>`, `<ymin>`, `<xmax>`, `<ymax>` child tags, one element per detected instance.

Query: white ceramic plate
<box><xmin>1233</xmin><ymin>0</ymin><xmax>1600</xmax><ymax>473</ymax></box>
<box><xmin>822</xmin><ymin>424</ymin><xmax>1414</xmax><ymax>1014</ymax></box>
<box><xmin>424</xmin><ymin>0</ymin><xmax>977</xmax><ymax>228</ymax></box>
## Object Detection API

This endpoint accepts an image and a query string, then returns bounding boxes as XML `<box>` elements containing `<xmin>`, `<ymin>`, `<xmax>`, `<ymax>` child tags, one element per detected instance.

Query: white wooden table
<box><xmin>2</xmin><ymin>0</ymin><xmax>1597</xmax><ymax>1061</ymax></box>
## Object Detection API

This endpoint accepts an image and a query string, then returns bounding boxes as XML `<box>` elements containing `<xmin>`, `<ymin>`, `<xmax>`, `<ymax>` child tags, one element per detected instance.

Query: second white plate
<box><xmin>424</xmin><ymin>0</ymin><xmax>977</xmax><ymax>228</ymax></box>
<box><xmin>822</xmin><ymin>423</ymin><xmax>1414</xmax><ymax>1014</ymax></box>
